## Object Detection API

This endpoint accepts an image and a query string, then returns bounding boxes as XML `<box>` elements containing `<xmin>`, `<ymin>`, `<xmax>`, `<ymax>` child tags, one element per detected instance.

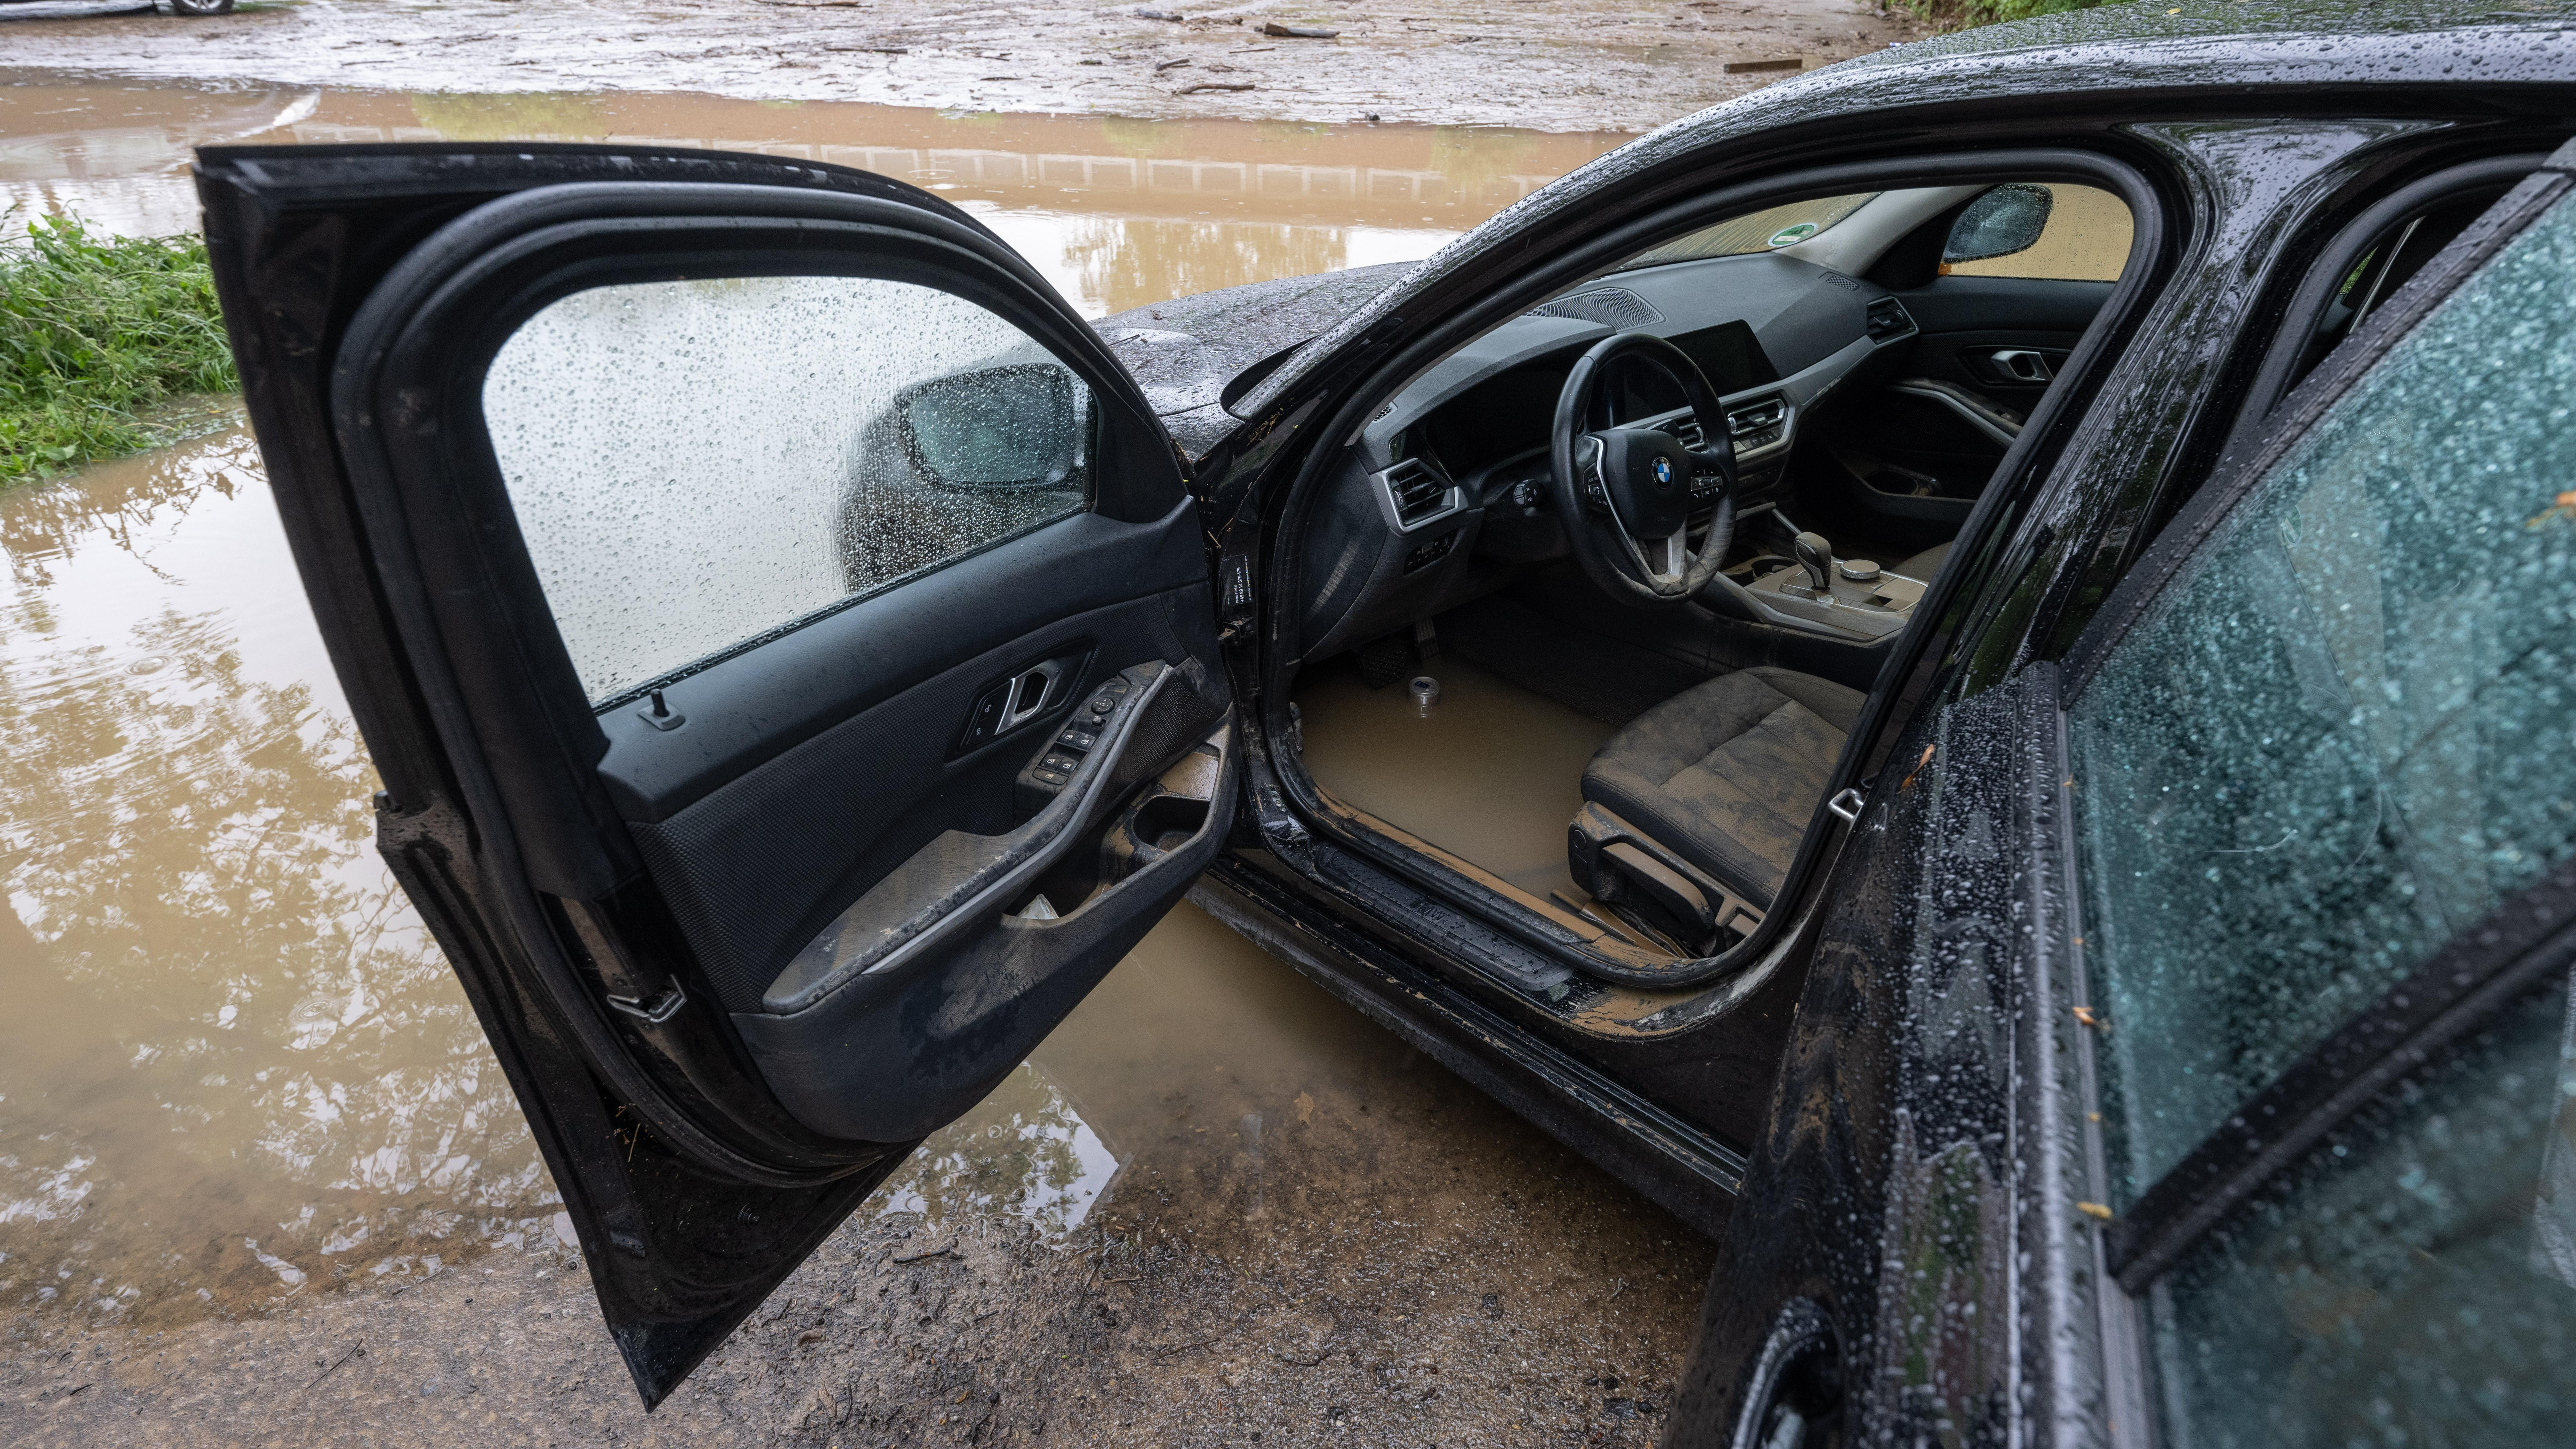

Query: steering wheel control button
<box><xmin>1838</xmin><ymin>559</ymin><xmax>1883</xmax><ymax>583</ymax></box>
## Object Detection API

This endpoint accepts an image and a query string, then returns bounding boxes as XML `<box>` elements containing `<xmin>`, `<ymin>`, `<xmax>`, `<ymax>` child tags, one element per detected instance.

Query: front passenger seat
<box><xmin>1575</xmin><ymin>667</ymin><xmax>1863</xmax><ymax>912</ymax></box>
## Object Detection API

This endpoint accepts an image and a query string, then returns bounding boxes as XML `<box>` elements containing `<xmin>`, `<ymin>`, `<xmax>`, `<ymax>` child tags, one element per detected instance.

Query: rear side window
<box><xmin>483</xmin><ymin>274</ymin><xmax>1093</xmax><ymax>706</ymax></box>
<box><xmin>2066</xmin><ymin>185</ymin><xmax>2576</xmax><ymax>1444</ymax></box>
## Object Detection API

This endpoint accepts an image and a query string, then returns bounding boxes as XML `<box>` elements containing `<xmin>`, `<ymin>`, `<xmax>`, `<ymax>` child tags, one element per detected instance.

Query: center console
<box><xmin>1741</xmin><ymin>552</ymin><xmax>1926</xmax><ymax>641</ymax></box>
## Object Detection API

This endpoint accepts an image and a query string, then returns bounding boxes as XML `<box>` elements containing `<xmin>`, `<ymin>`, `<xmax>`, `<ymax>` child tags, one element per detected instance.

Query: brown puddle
<box><xmin>0</xmin><ymin>73</ymin><xmax>1625</xmax><ymax>315</ymax></box>
<box><xmin>0</xmin><ymin>76</ymin><xmax>1626</xmax><ymax>1333</ymax></box>
<box><xmin>0</xmin><ymin>426</ymin><xmax>556</xmax><ymax>1325</ymax></box>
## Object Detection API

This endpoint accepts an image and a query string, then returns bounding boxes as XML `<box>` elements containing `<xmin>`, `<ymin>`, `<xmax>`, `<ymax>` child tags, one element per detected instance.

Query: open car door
<box><xmin>195</xmin><ymin>145</ymin><xmax>1240</xmax><ymax>1404</ymax></box>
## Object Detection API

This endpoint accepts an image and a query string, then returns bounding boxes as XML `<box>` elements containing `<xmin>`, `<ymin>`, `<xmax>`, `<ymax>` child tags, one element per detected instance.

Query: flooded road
<box><xmin>1</xmin><ymin>75</ymin><xmax>1628</xmax><ymax>312</ymax></box>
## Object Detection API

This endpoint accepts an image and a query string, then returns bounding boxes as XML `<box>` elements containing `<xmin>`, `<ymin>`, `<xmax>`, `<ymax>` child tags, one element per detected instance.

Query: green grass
<box><xmin>1897</xmin><ymin>0</ymin><xmax>2120</xmax><ymax>32</ymax></box>
<box><xmin>1</xmin><ymin>213</ymin><xmax>238</xmax><ymax>486</ymax></box>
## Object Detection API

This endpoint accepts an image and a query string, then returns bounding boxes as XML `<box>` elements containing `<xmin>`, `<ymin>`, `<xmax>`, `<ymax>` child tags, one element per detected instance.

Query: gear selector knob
<box><xmin>1793</xmin><ymin>531</ymin><xmax>1835</xmax><ymax>593</ymax></box>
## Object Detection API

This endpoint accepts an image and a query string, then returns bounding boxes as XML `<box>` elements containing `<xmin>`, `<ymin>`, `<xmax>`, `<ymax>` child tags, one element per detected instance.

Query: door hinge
<box><xmin>606</xmin><ymin>981</ymin><xmax>687</xmax><ymax>1024</ymax></box>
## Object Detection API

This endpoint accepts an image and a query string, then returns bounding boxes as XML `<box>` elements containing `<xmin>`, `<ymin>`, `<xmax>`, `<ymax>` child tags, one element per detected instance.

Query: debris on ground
<box><xmin>0</xmin><ymin>0</ymin><xmax>1931</xmax><ymax>132</ymax></box>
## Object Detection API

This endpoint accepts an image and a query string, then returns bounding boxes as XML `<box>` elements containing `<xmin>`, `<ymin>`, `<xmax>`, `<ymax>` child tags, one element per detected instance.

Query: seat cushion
<box><xmin>1894</xmin><ymin>541</ymin><xmax>1953</xmax><ymax>581</ymax></box>
<box><xmin>1578</xmin><ymin>667</ymin><xmax>1864</xmax><ymax>908</ymax></box>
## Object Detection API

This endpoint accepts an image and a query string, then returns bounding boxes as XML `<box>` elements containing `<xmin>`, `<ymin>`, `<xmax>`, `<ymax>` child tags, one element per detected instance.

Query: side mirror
<box><xmin>1943</xmin><ymin>184</ymin><xmax>2054</xmax><ymax>265</ymax></box>
<box><xmin>897</xmin><ymin>363</ymin><xmax>1088</xmax><ymax>489</ymax></box>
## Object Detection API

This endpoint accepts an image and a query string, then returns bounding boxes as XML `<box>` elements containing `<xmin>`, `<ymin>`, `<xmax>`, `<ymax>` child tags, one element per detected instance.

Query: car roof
<box><xmin>1228</xmin><ymin>0</ymin><xmax>2576</xmax><ymax>423</ymax></box>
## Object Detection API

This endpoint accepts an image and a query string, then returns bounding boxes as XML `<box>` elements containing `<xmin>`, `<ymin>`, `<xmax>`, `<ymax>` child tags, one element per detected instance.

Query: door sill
<box><xmin>1189</xmin><ymin>854</ymin><xmax>1747</xmax><ymax>1239</ymax></box>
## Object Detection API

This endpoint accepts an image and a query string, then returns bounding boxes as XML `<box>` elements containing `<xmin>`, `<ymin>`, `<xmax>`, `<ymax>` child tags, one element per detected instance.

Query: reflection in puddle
<box><xmin>876</xmin><ymin>1062</ymin><xmax>1122</xmax><ymax>1239</ymax></box>
<box><xmin>0</xmin><ymin>429</ymin><xmax>556</xmax><ymax>1326</ymax></box>
<box><xmin>0</xmin><ymin>75</ymin><xmax>1623</xmax><ymax>314</ymax></box>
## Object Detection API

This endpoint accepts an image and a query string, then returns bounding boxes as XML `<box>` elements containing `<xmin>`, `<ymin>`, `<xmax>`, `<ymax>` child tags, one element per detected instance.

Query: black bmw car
<box><xmin>195</xmin><ymin>2</ymin><xmax>2576</xmax><ymax>1441</ymax></box>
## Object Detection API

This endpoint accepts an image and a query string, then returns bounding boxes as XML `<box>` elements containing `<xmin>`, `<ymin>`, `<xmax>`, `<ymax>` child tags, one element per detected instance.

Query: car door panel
<box><xmin>1822</xmin><ymin>275</ymin><xmax>2115</xmax><ymax>540</ymax></box>
<box><xmin>595</xmin><ymin>503</ymin><xmax>1211</xmax><ymax>819</ymax></box>
<box><xmin>600</xmin><ymin>513</ymin><xmax>1221</xmax><ymax>1010</ymax></box>
<box><xmin>1893</xmin><ymin>276</ymin><xmax>2112</xmax><ymax>409</ymax></box>
<box><xmin>736</xmin><ymin>691</ymin><xmax>1241</xmax><ymax>1141</ymax></box>
<box><xmin>197</xmin><ymin>145</ymin><xmax>1231</xmax><ymax>1403</ymax></box>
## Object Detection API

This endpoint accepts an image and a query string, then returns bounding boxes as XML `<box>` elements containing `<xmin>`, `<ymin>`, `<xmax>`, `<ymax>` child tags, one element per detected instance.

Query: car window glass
<box><xmin>1609</xmin><ymin>192</ymin><xmax>1879</xmax><ymax>271</ymax></box>
<box><xmin>1941</xmin><ymin>183</ymin><xmax>2130</xmax><ymax>281</ymax></box>
<box><xmin>2150</xmin><ymin>976</ymin><xmax>2576</xmax><ymax>1448</ymax></box>
<box><xmin>2066</xmin><ymin>189</ymin><xmax>2576</xmax><ymax>1203</ymax></box>
<box><xmin>482</xmin><ymin>274</ymin><xmax>1093</xmax><ymax>706</ymax></box>
<box><xmin>2278</xmin><ymin>184</ymin><xmax>2521</xmax><ymax>402</ymax></box>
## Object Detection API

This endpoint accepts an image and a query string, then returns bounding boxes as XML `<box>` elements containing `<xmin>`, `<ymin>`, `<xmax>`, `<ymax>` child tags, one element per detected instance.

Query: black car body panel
<box><xmin>1095</xmin><ymin>259</ymin><xmax>1416</xmax><ymax>456</ymax></box>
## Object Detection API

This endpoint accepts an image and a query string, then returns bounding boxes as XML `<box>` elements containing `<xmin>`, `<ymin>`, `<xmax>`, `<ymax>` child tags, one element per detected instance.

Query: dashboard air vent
<box><xmin>1727</xmin><ymin>397</ymin><xmax>1786</xmax><ymax>437</ymax></box>
<box><xmin>1381</xmin><ymin>459</ymin><xmax>1454</xmax><ymax>527</ymax></box>
<box><xmin>1528</xmin><ymin>287</ymin><xmax>1665</xmax><ymax>329</ymax></box>
<box><xmin>1672</xmin><ymin>419</ymin><xmax>1708</xmax><ymax>451</ymax></box>
<box><xmin>1864</xmin><ymin>297</ymin><xmax>1917</xmax><ymax>342</ymax></box>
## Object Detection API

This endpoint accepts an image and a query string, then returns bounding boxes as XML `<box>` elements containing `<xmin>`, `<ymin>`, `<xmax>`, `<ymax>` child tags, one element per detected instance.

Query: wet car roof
<box><xmin>1227</xmin><ymin>0</ymin><xmax>2576</xmax><ymax>425</ymax></box>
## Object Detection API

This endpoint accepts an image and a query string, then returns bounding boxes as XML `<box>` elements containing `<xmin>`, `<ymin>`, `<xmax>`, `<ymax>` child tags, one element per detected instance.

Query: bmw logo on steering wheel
<box><xmin>1650</xmin><ymin>454</ymin><xmax>1675</xmax><ymax>489</ymax></box>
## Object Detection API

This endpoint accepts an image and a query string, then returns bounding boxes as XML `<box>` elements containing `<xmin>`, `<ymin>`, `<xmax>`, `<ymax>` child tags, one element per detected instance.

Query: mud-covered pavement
<box><xmin>1</xmin><ymin>0</ymin><xmax>1922</xmax><ymax>133</ymax></box>
<box><xmin>5</xmin><ymin>905</ymin><xmax>1718</xmax><ymax>1446</ymax></box>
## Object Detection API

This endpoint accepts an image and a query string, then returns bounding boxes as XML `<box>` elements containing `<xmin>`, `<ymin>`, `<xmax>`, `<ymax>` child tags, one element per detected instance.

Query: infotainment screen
<box><xmin>1668</xmin><ymin>321</ymin><xmax>1781</xmax><ymax>395</ymax></box>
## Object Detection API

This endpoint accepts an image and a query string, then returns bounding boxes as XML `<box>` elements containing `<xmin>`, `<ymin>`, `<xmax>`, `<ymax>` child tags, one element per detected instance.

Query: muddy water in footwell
<box><xmin>0</xmin><ymin>87</ymin><xmax>1639</xmax><ymax>1333</ymax></box>
<box><xmin>0</xmin><ymin>74</ymin><xmax>1624</xmax><ymax>312</ymax></box>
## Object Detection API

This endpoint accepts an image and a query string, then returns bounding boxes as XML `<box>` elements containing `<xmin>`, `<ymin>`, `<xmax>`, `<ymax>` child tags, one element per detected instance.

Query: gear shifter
<box><xmin>1792</xmin><ymin>531</ymin><xmax>1835</xmax><ymax>594</ymax></box>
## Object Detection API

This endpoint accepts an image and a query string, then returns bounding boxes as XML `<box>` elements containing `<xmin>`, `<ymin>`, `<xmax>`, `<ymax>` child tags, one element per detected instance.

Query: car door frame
<box><xmin>1196</xmin><ymin>145</ymin><xmax>2168</xmax><ymax>1122</ymax></box>
<box><xmin>198</xmin><ymin>145</ymin><xmax>1235</xmax><ymax>1402</ymax></box>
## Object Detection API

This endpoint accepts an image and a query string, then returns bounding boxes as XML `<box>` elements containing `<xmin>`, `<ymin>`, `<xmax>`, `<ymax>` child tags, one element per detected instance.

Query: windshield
<box><xmin>1610</xmin><ymin>192</ymin><xmax>1880</xmax><ymax>273</ymax></box>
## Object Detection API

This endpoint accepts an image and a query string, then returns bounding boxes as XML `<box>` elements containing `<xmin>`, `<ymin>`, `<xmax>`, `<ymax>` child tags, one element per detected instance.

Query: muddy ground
<box><xmin>1</xmin><ymin>0</ymin><xmax>1924</xmax><ymax>133</ymax></box>
<box><xmin>3</xmin><ymin>908</ymin><xmax>1722</xmax><ymax>1447</ymax></box>
<box><xmin>2</xmin><ymin>1140</ymin><xmax>1714</xmax><ymax>1448</ymax></box>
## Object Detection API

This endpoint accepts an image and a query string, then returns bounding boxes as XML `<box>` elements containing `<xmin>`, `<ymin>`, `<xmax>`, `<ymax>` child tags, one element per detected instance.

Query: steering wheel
<box><xmin>1547</xmin><ymin>332</ymin><xmax>1738</xmax><ymax>608</ymax></box>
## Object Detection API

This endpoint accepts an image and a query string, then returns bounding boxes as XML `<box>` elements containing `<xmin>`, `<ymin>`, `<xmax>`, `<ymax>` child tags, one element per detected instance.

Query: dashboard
<box><xmin>1296</xmin><ymin>248</ymin><xmax>1921</xmax><ymax>662</ymax></box>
